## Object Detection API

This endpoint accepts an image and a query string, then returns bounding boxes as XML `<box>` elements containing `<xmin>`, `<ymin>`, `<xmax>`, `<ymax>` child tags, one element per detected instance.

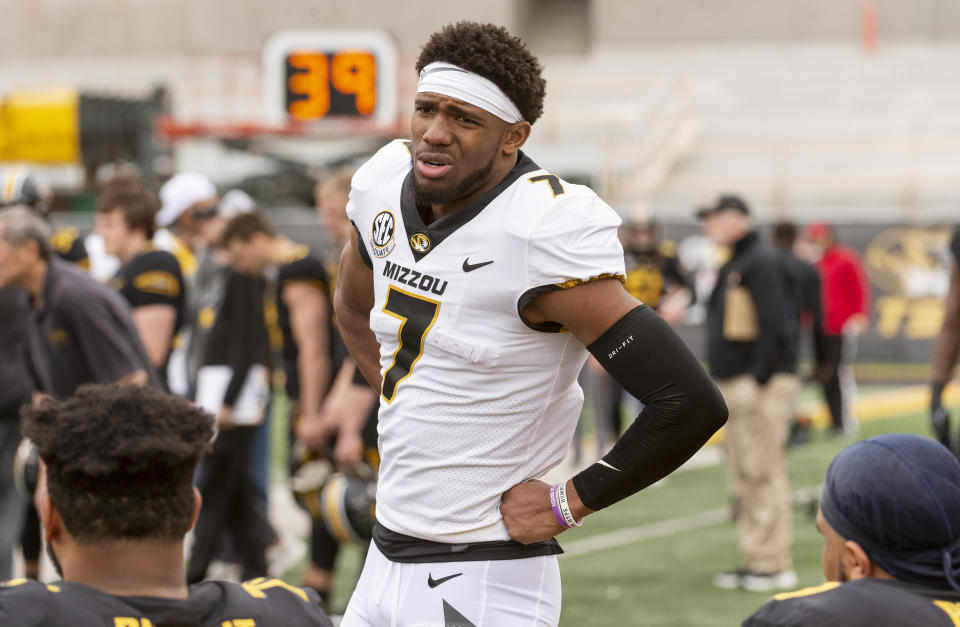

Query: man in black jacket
<box><xmin>700</xmin><ymin>195</ymin><xmax>800</xmax><ymax>592</ymax></box>
<box><xmin>772</xmin><ymin>221</ymin><xmax>825</xmax><ymax>445</ymax></box>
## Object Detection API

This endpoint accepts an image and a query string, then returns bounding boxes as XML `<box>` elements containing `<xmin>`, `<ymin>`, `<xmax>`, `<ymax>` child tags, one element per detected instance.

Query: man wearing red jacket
<box><xmin>806</xmin><ymin>222</ymin><xmax>870</xmax><ymax>435</ymax></box>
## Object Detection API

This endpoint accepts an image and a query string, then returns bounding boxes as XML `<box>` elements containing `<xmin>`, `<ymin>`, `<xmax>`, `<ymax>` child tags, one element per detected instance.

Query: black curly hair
<box><xmin>416</xmin><ymin>22</ymin><xmax>547</xmax><ymax>124</ymax></box>
<box><xmin>21</xmin><ymin>384</ymin><xmax>214</xmax><ymax>542</ymax></box>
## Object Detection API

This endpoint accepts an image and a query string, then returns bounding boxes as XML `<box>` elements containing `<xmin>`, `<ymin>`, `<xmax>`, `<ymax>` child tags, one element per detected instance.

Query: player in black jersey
<box><xmin>186</xmin><ymin>194</ymin><xmax>274</xmax><ymax>585</ymax></box>
<box><xmin>96</xmin><ymin>186</ymin><xmax>186</xmax><ymax>389</ymax></box>
<box><xmin>315</xmin><ymin>166</ymin><xmax>379</xmax><ymax>470</ymax></box>
<box><xmin>309</xmin><ymin>167</ymin><xmax>381</xmax><ymax>603</ymax></box>
<box><xmin>220</xmin><ymin>212</ymin><xmax>334</xmax><ymax>445</ymax></box>
<box><xmin>0</xmin><ymin>384</ymin><xmax>331</xmax><ymax>627</ymax></box>
<box><xmin>744</xmin><ymin>433</ymin><xmax>960</xmax><ymax>626</ymax></box>
<box><xmin>220</xmin><ymin>212</ymin><xmax>346</xmax><ymax>597</ymax></box>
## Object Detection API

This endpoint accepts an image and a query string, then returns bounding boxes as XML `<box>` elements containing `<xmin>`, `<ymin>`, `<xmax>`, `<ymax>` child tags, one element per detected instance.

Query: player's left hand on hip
<box><xmin>501</xmin><ymin>479</ymin><xmax>565</xmax><ymax>545</ymax></box>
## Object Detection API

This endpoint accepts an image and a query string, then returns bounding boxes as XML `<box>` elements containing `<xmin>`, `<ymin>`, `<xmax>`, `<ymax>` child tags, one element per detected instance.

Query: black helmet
<box><xmin>319</xmin><ymin>472</ymin><xmax>376</xmax><ymax>543</ymax></box>
<box><xmin>289</xmin><ymin>443</ymin><xmax>335</xmax><ymax>520</ymax></box>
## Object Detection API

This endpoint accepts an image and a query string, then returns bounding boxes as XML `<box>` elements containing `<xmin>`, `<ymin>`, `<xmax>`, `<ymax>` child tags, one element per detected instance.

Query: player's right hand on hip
<box><xmin>501</xmin><ymin>479</ymin><xmax>566</xmax><ymax>545</ymax></box>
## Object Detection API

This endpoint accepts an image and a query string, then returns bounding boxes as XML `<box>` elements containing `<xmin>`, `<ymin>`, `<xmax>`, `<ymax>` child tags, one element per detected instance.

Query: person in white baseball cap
<box><xmin>154</xmin><ymin>172</ymin><xmax>218</xmax><ymax>279</ymax></box>
<box><xmin>154</xmin><ymin>172</ymin><xmax>218</xmax><ymax>394</ymax></box>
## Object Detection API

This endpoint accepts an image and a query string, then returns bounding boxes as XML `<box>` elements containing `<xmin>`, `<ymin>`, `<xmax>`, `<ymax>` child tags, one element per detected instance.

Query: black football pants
<box><xmin>188</xmin><ymin>425</ymin><xmax>270</xmax><ymax>583</ymax></box>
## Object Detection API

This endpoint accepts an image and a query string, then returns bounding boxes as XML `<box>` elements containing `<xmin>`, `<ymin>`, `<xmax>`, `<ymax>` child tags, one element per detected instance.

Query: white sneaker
<box><xmin>741</xmin><ymin>570</ymin><xmax>798</xmax><ymax>592</ymax></box>
<box><xmin>712</xmin><ymin>568</ymin><xmax>748</xmax><ymax>590</ymax></box>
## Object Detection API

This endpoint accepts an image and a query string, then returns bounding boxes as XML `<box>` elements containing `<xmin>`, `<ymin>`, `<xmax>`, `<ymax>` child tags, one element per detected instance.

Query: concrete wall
<box><xmin>0</xmin><ymin>0</ymin><xmax>520</xmax><ymax>58</ymax></box>
<box><xmin>593</xmin><ymin>0</ymin><xmax>960</xmax><ymax>48</ymax></box>
<box><xmin>3</xmin><ymin>0</ymin><xmax>959</xmax><ymax>62</ymax></box>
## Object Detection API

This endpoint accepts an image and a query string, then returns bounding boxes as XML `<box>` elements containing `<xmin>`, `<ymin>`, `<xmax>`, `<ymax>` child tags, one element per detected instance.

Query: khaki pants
<box><xmin>717</xmin><ymin>373</ymin><xmax>800</xmax><ymax>573</ymax></box>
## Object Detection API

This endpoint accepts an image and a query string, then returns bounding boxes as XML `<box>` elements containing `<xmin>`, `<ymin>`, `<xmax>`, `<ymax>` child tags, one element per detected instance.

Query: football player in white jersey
<box><xmin>335</xmin><ymin>22</ymin><xmax>729</xmax><ymax>626</ymax></box>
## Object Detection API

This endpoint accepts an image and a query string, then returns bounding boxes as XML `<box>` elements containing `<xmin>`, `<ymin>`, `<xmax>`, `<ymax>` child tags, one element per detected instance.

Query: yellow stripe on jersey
<box><xmin>773</xmin><ymin>581</ymin><xmax>841</xmax><ymax>601</ymax></box>
<box><xmin>241</xmin><ymin>577</ymin><xmax>309</xmax><ymax>603</ymax></box>
<box><xmin>554</xmin><ymin>272</ymin><xmax>626</xmax><ymax>290</ymax></box>
<box><xmin>133</xmin><ymin>270</ymin><xmax>180</xmax><ymax>298</ymax></box>
<box><xmin>934</xmin><ymin>601</ymin><xmax>960</xmax><ymax>626</ymax></box>
<box><xmin>1</xmin><ymin>578</ymin><xmax>28</xmax><ymax>588</ymax></box>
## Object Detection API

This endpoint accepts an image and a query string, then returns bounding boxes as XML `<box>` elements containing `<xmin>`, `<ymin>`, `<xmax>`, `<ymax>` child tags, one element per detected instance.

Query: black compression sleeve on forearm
<box><xmin>573</xmin><ymin>305</ymin><xmax>728</xmax><ymax>511</ymax></box>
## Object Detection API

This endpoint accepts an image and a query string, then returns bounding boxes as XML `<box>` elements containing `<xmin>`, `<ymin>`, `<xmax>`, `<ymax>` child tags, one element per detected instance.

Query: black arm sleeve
<box><xmin>572</xmin><ymin>305</ymin><xmax>728</xmax><ymax>511</ymax></box>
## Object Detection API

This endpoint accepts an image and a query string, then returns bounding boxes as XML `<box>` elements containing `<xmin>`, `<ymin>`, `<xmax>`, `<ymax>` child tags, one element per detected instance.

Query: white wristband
<box><xmin>556</xmin><ymin>481</ymin><xmax>582</xmax><ymax>528</ymax></box>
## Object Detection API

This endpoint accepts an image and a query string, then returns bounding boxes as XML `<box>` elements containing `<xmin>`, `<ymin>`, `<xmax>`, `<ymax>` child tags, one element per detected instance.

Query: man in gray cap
<box><xmin>744</xmin><ymin>433</ymin><xmax>960</xmax><ymax>626</ymax></box>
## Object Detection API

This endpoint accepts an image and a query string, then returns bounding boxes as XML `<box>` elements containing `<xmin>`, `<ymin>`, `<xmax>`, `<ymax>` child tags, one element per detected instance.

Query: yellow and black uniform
<box><xmin>0</xmin><ymin>577</ymin><xmax>333</xmax><ymax>626</ymax></box>
<box><xmin>111</xmin><ymin>249</ymin><xmax>186</xmax><ymax>388</ymax></box>
<box><xmin>622</xmin><ymin>241</ymin><xmax>689</xmax><ymax>310</ymax></box>
<box><xmin>187</xmin><ymin>270</ymin><xmax>273</xmax><ymax>585</ymax></box>
<box><xmin>274</xmin><ymin>245</ymin><xmax>334</xmax><ymax>402</ymax></box>
<box><xmin>743</xmin><ymin>578</ymin><xmax>960</xmax><ymax>626</ymax></box>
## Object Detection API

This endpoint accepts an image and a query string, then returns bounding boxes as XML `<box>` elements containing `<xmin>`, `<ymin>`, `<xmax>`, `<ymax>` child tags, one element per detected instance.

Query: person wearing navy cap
<box><xmin>744</xmin><ymin>433</ymin><xmax>960</xmax><ymax>626</ymax></box>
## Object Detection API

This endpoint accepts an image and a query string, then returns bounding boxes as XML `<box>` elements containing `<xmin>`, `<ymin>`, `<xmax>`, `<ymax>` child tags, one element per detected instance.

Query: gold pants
<box><xmin>716</xmin><ymin>373</ymin><xmax>800</xmax><ymax>573</ymax></box>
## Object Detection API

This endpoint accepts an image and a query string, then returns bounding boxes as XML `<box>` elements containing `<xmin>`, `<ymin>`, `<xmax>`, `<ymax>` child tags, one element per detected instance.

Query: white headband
<box><xmin>417</xmin><ymin>62</ymin><xmax>524</xmax><ymax>123</ymax></box>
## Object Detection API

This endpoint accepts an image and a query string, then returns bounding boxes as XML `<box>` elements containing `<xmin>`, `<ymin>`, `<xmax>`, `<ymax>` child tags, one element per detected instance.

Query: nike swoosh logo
<box><xmin>462</xmin><ymin>258</ymin><xmax>494</xmax><ymax>272</ymax></box>
<box><xmin>428</xmin><ymin>572</ymin><xmax>463</xmax><ymax>588</ymax></box>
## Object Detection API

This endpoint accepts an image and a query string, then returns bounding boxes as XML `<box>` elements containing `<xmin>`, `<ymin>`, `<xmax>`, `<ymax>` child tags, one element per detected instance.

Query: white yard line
<box><xmin>561</xmin><ymin>485</ymin><xmax>822</xmax><ymax>558</ymax></box>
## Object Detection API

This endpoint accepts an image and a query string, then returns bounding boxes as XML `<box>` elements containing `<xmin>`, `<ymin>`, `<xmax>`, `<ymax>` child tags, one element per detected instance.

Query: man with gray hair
<box><xmin>0</xmin><ymin>206</ymin><xmax>158</xmax><ymax>402</ymax></box>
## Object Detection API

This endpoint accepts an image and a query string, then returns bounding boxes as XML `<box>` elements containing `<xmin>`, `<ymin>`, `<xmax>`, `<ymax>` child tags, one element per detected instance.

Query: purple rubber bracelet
<box><xmin>549</xmin><ymin>483</ymin><xmax>570</xmax><ymax>528</ymax></box>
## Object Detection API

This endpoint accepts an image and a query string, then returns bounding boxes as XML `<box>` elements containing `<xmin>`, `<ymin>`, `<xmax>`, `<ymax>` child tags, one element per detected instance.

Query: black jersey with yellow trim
<box><xmin>743</xmin><ymin>577</ymin><xmax>960</xmax><ymax>627</ymax></box>
<box><xmin>622</xmin><ymin>241</ymin><xmax>689</xmax><ymax>310</ymax></box>
<box><xmin>0</xmin><ymin>577</ymin><xmax>332</xmax><ymax>627</ymax></box>
<box><xmin>111</xmin><ymin>249</ymin><xmax>187</xmax><ymax>382</ymax></box>
<box><xmin>112</xmin><ymin>249</ymin><xmax>186</xmax><ymax>317</ymax></box>
<box><xmin>274</xmin><ymin>244</ymin><xmax>334</xmax><ymax>400</ymax></box>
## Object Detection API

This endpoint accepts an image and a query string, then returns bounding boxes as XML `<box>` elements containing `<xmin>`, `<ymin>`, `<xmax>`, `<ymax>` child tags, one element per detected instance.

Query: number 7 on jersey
<box><xmin>381</xmin><ymin>286</ymin><xmax>440</xmax><ymax>402</ymax></box>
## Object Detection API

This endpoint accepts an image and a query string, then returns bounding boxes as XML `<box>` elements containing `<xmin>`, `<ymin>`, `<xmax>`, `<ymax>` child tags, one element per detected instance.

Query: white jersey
<box><xmin>348</xmin><ymin>139</ymin><xmax>625</xmax><ymax>543</ymax></box>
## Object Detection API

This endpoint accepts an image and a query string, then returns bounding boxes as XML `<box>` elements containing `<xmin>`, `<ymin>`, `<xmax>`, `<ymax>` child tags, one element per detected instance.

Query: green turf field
<box><xmin>557</xmin><ymin>409</ymin><xmax>929</xmax><ymax>627</ymax></box>
<box><xmin>273</xmin><ymin>389</ymin><xmax>933</xmax><ymax>625</ymax></box>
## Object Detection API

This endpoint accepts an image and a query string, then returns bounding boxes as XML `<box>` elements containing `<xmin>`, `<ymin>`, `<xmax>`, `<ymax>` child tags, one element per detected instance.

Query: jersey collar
<box><xmin>400</xmin><ymin>151</ymin><xmax>539</xmax><ymax>263</ymax></box>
